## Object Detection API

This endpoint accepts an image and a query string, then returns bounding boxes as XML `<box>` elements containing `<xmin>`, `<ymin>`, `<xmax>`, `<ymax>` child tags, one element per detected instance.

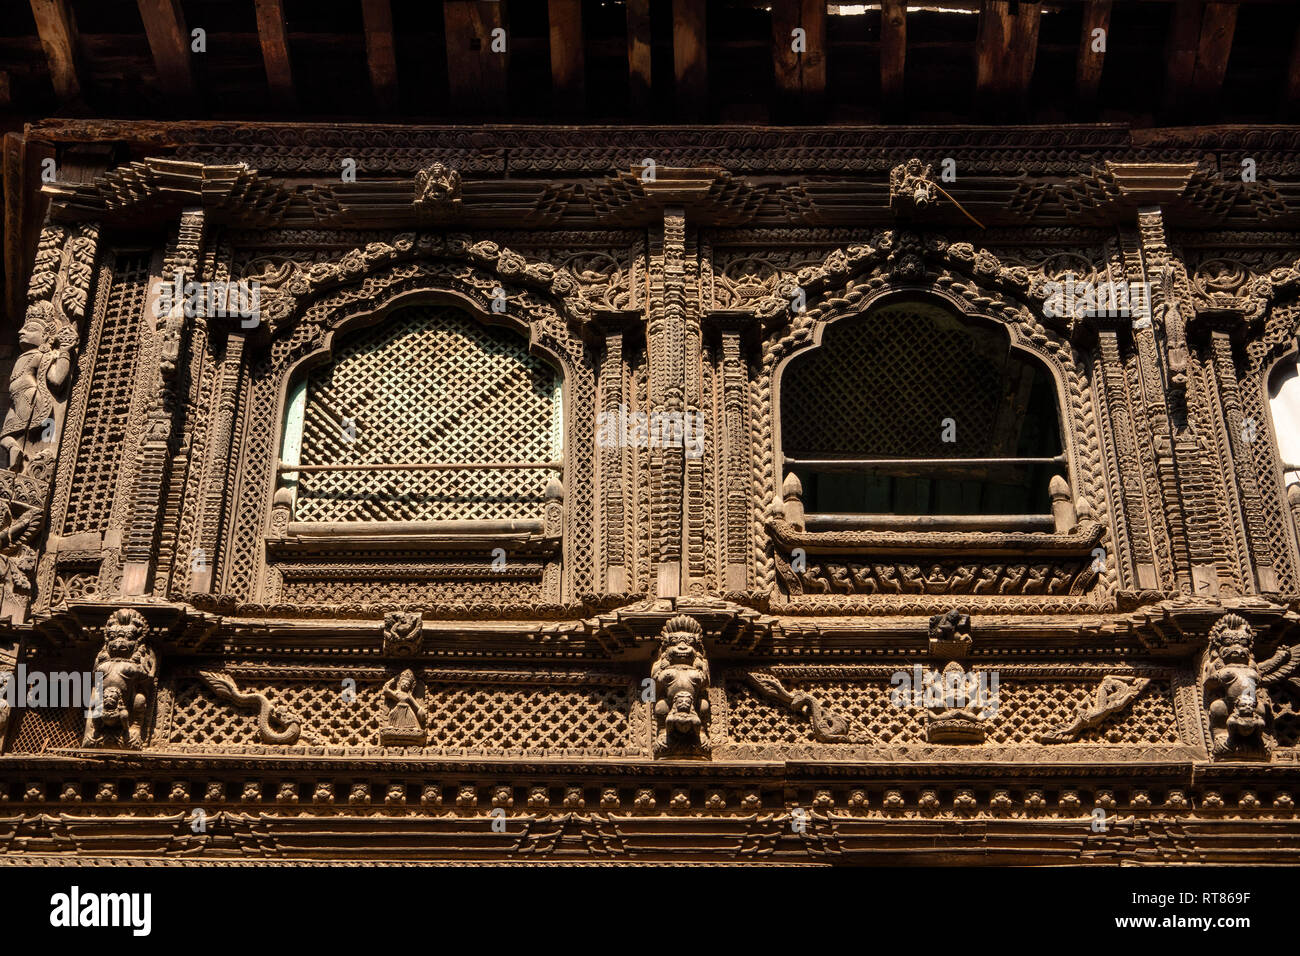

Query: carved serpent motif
<box><xmin>199</xmin><ymin>670</ymin><xmax>301</xmax><ymax>744</ymax></box>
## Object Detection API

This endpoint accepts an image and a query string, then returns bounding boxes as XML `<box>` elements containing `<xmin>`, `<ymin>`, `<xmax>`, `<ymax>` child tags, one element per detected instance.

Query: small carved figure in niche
<box><xmin>83</xmin><ymin>608</ymin><xmax>157</xmax><ymax>750</ymax></box>
<box><xmin>928</xmin><ymin>607</ymin><xmax>972</xmax><ymax>659</ymax></box>
<box><xmin>383</xmin><ymin>611</ymin><xmax>423</xmax><ymax>657</ymax></box>
<box><xmin>413</xmin><ymin>161</ymin><xmax>462</xmax><ymax>209</ymax></box>
<box><xmin>924</xmin><ymin>660</ymin><xmax>991</xmax><ymax>744</ymax></box>
<box><xmin>651</xmin><ymin>615</ymin><xmax>711</xmax><ymax>757</ymax></box>
<box><xmin>889</xmin><ymin>158</ymin><xmax>938</xmax><ymax>214</ymax></box>
<box><xmin>380</xmin><ymin>668</ymin><xmax>427</xmax><ymax>746</ymax></box>
<box><xmin>1203</xmin><ymin>614</ymin><xmax>1300</xmax><ymax>759</ymax></box>
<box><xmin>1</xmin><ymin>304</ymin><xmax>74</xmax><ymax>470</ymax></box>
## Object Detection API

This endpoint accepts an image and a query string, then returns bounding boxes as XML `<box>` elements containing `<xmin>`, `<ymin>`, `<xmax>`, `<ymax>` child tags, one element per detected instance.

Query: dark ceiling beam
<box><xmin>254</xmin><ymin>0</ymin><xmax>296</xmax><ymax>111</ymax></box>
<box><xmin>772</xmin><ymin>0</ymin><xmax>827</xmax><ymax>121</ymax></box>
<box><xmin>443</xmin><ymin>0</ymin><xmax>509</xmax><ymax>116</ymax></box>
<box><xmin>626</xmin><ymin>0</ymin><xmax>652</xmax><ymax>114</ymax></box>
<box><xmin>975</xmin><ymin>0</ymin><xmax>1040</xmax><ymax>114</ymax></box>
<box><xmin>673</xmin><ymin>0</ymin><xmax>708</xmax><ymax>121</ymax></box>
<box><xmin>548</xmin><ymin>0</ymin><xmax>585</xmax><ymax>114</ymax></box>
<box><xmin>361</xmin><ymin>0</ymin><xmax>398</xmax><ymax>113</ymax></box>
<box><xmin>1075</xmin><ymin>0</ymin><xmax>1111</xmax><ymax>110</ymax></box>
<box><xmin>880</xmin><ymin>0</ymin><xmax>907</xmax><ymax>118</ymax></box>
<box><xmin>1286</xmin><ymin>17</ymin><xmax>1300</xmax><ymax>118</ymax></box>
<box><xmin>1191</xmin><ymin>1</ymin><xmax>1238</xmax><ymax>99</ymax></box>
<box><xmin>135</xmin><ymin>0</ymin><xmax>195</xmax><ymax>103</ymax></box>
<box><xmin>28</xmin><ymin>0</ymin><xmax>82</xmax><ymax>104</ymax></box>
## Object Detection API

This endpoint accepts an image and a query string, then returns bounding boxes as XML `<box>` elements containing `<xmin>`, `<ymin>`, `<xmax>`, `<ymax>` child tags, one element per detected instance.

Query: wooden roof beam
<box><xmin>361</xmin><ymin>0</ymin><xmax>399</xmax><ymax>113</ymax></box>
<box><xmin>673</xmin><ymin>0</ymin><xmax>708</xmax><ymax>121</ymax></box>
<box><xmin>1286</xmin><ymin>16</ymin><xmax>1300</xmax><ymax>118</ymax></box>
<box><xmin>548</xmin><ymin>0</ymin><xmax>585</xmax><ymax>114</ymax></box>
<box><xmin>28</xmin><ymin>0</ymin><xmax>82</xmax><ymax>104</ymax></box>
<box><xmin>975</xmin><ymin>0</ymin><xmax>1041</xmax><ymax>115</ymax></box>
<box><xmin>626</xmin><ymin>0</ymin><xmax>652</xmax><ymax>114</ymax></box>
<box><xmin>135</xmin><ymin>0</ymin><xmax>195</xmax><ymax>104</ymax></box>
<box><xmin>1165</xmin><ymin>1</ymin><xmax>1237</xmax><ymax>116</ymax></box>
<box><xmin>443</xmin><ymin>1</ymin><xmax>509</xmax><ymax>116</ymax></box>
<box><xmin>1191</xmin><ymin>2</ymin><xmax>1237</xmax><ymax>99</ymax></box>
<box><xmin>772</xmin><ymin>0</ymin><xmax>827</xmax><ymax>122</ymax></box>
<box><xmin>1075</xmin><ymin>0</ymin><xmax>1111</xmax><ymax>110</ymax></box>
<box><xmin>255</xmin><ymin>0</ymin><xmax>296</xmax><ymax>111</ymax></box>
<box><xmin>881</xmin><ymin>0</ymin><xmax>907</xmax><ymax>119</ymax></box>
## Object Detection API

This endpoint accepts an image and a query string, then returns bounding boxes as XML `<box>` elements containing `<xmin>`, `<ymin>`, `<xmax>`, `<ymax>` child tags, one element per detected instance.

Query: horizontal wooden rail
<box><xmin>804</xmin><ymin>513</ymin><xmax>1055</xmax><ymax>533</ymax></box>
<box><xmin>277</xmin><ymin>460</ymin><xmax>563</xmax><ymax>473</ymax></box>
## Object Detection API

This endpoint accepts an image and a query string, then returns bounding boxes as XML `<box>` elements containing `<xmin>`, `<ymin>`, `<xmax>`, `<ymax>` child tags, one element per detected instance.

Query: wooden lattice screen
<box><xmin>289</xmin><ymin>305</ymin><xmax>562</xmax><ymax>523</ymax></box>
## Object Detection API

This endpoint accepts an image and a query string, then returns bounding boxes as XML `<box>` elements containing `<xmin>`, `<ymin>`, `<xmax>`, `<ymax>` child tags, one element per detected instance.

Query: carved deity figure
<box><xmin>380</xmin><ymin>668</ymin><xmax>427</xmax><ymax>746</ymax></box>
<box><xmin>651</xmin><ymin>615</ymin><xmax>711</xmax><ymax>757</ymax></box>
<box><xmin>1203</xmin><ymin>614</ymin><xmax>1300</xmax><ymax>759</ymax></box>
<box><xmin>1</xmin><ymin>303</ymin><xmax>74</xmax><ymax>470</ymax></box>
<box><xmin>923</xmin><ymin>660</ymin><xmax>990</xmax><ymax>744</ymax></box>
<box><xmin>413</xmin><ymin>161</ymin><xmax>462</xmax><ymax>208</ymax></box>
<box><xmin>83</xmin><ymin>608</ymin><xmax>157</xmax><ymax>750</ymax></box>
<box><xmin>888</xmin><ymin>158</ymin><xmax>938</xmax><ymax>214</ymax></box>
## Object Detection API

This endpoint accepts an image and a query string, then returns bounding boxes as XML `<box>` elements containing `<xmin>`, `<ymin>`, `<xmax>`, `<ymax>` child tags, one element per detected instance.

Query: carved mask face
<box><xmin>1219</xmin><ymin>635</ymin><xmax>1251</xmax><ymax>665</ymax></box>
<box><xmin>106</xmin><ymin>625</ymin><xmax>137</xmax><ymax>658</ymax></box>
<box><xmin>666</xmin><ymin>635</ymin><xmax>698</xmax><ymax>664</ymax></box>
<box><xmin>102</xmin><ymin>687</ymin><xmax>123</xmax><ymax>711</ymax></box>
<box><xmin>672</xmin><ymin>691</ymin><xmax>694</xmax><ymax>712</ymax></box>
<box><xmin>18</xmin><ymin>321</ymin><xmax>45</xmax><ymax>349</ymax></box>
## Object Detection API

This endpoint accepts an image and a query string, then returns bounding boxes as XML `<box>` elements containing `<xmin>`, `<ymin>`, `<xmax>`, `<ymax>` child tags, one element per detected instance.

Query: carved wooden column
<box><xmin>1</xmin><ymin>220</ymin><xmax>99</xmax><ymax>623</ymax></box>
<box><xmin>121</xmin><ymin>208</ymin><xmax>206</xmax><ymax>596</ymax></box>
<box><xmin>704</xmin><ymin>313</ymin><xmax>754</xmax><ymax>593</ymax></box>
<box><xmin>1196</xmin><ymin>309</ymin><xmax>1277</xmax><ymax>592</ymax></box>
<box><xmin>597</xmin><ymin>322</ymin><xmax>629</xmax><ymax>592</ymax></box>
<box><xmin>1133</xmin><ymin>206</ymin><xmax>1228</xmax><ymax>597</ymax></box>
<box><xmin>190</xmin><ymin>330</ymin><xmax>245</xmax><ymax>593</ymax></box>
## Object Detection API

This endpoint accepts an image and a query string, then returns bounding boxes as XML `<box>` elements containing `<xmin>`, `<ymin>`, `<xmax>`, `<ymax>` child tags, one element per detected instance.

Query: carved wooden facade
<box><xmin>4</xmin><ymin>122</ymin><xmax>1300</xmax><ymax>863</ymax></box>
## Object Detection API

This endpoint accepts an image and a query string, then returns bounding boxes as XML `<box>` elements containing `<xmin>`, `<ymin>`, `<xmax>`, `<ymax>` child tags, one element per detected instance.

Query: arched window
<box><xmin>276</xmin><ymin>304</ymin><xmax>562</xmax><ymax>529</ymax></box>
<box><xmin>779</xmin><ymin>299</ymin><xmax>1065</xmax><ymax>530</ymax></box>
<box><xmin>1270</xmin><ymin>358</ymin><xmax>1300</xmax><ymax>489</ymax></box>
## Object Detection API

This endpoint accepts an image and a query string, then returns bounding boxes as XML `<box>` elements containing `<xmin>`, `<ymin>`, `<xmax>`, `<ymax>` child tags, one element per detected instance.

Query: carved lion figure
<box><xmin>83</xmin><ymin>608</ymin><xmax>157</xmax><ymax>750</ymax></box>
<box><xmin>651</xmin><ymin>615</ymin><xmax>711</xmax><ymax>757</ymax></box>
<box><xmin>1203</xmin><ymin>614</ymin><xmax>1300</xmax><ymax>759</ymax></box>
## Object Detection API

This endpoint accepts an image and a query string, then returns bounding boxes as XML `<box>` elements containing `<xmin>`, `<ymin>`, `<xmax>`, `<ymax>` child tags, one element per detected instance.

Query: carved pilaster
<box><xmin>648</xmin><ymin>207</ymin><xmax>687</xmax><ymax>596</ymax></box>
<box><xmin>599</xmin><ymin>330</ymin><xmax>627</xmax><ymax>591</ymax></box>
<box><xmin>121</xmin><ymin>208</ymin><xmax>206</xmax><ymax>596</ymax></box>
<box><xmin>191</xmin><ymin>331</ymin><xmax>245</xmax><ymax>593</ymax></box>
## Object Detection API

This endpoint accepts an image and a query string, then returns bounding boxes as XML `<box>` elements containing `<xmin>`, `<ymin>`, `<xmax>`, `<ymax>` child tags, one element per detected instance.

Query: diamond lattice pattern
<box><xmin>293</xmin><ymin>306</ymin><xmax>561</xmax><ymax>522</ymax></box>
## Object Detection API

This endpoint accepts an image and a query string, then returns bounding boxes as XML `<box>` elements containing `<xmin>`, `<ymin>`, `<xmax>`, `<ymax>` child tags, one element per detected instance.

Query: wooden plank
<box><xmin>135</xmin><ymin>0</ymin><xmax>195</xmax><ymax>101</ymax></box>
<box><xmin>772</xmin><ymin>0</ymin><xmax>826</xmax><ymax>119</ymax></box>
<box><xmin>975</xmin><ymin>0</ymin><xmax>1039</xmax><ymax>111</ymax></box>
<box><xmin>361</xmin><ymin>0</ymin><xmax>398</xmax><ymax>112</ymax></box>
<box><xmin>27</xmin><ymin>0</ymin><xmax>81</xmax><ymax>103</ymax></box>
<box><xmin>1075</xmin><ymin>0</ymin><xmax>1111</xmax><ymax>108</ymax></box>
<box><xmin>673</xmin><ymin>0</ymin><xmax>707</xmax><ymax>120</ymax></box>
<box><xmin>548</xmin><ymin>0</ymin><xmax>585</xmax><ymax>113</ymax></box>
<box><xmin>881</xmin><ymin>0</ymin><xmax>907</xmax><ymax>117</ymax></box>
<box><xmin>2</xmin><ymin>133</ymin><xmax>25</xmax><ymax>351</ymax></box>
<box><xmin>443</xmin><ymin>0</ymin><xmax>509</xmax><ymax>115</ymax></box>
<box><xmin>1164</xmin><ymin>0</ymin><xmax>1203</xmax><ymax>112</ymax></box>
<box><xmin>254</xmin><ymin>0</ymin><xmax>296</xmax><ymax>111</ymax></box>
<box><xmin>1192</xmin><ymin>1</ymin><xmax>1237</xmax><ymax>99</ymax></box>
<box><xmin>626</xmin><ymin>0</ymin><xmax>652</xmax><ymax>113</ymax></box>
<box><xmin>1286</xmin><ymin>17</ymin><xmax>1300</xmax><ymax>117</ymax></box>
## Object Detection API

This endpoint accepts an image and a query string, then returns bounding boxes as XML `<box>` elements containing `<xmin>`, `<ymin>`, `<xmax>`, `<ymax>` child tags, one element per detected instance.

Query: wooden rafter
<box><xmin>361</xmin><ymin>0</ymin><xmax>398</xmax><ymax>113</ymax></box>
<box><xmin>1192</xmin><ymin>2</ymin><xmax>1238</xmax><ymax>99</ymax></box>
<box><xmin>1287</xmin><ymin>17</ymin><xmax>1300</xmax><ymax>117</ymax></box>
<box><xmin>28</xmin><ymin>0</ymin><xmax>81</xmax><ymax>104</ymax></box>
<box><xmin>254</xmin><ymin>0</ymin><xmax>296</xmax><ymax>111</ymax></box>
<box><xmin>1165</xmin><ymin>1</ymin><xmax>1237</xmax><ymax>113</ymax></box>
<box><xmin>772</xmin><ymin>0</ymin><xmax>827</xmax><ymax>120</ymax></box>
<box><xmin>443</xmin><ymin>0</ymin><xmax>509</xmax><ymax>116</ymax></box>
<box><xmin>975</xmin><ymin>0</ymin><xmax>1041</xmax><ymax>113</ymax></box>
<box><xmin>548</xmin><ymin>0</ymin><xmax>585</xmax><ymax>113</ymax></box>
<box><xmin>881</xmin><ymin>0</ymin><xmax>907</xmax><ymax>118</ymax></box>
<box><xmin>1076</xmin><ymin>0</ymin><xmax>1111</xmax><ymax>109</ymax></box>
<box><xmin>135</xmin><ymin>0</ymin><xmax>195</xmax><ymax>102</ymax></box>
<box><xmin>673</xmin><ymin>0</ymin><xmax>707</xmax><ymax>121</ymax></box>
<box><xmin>626</xmin><ymin>0</ymin><xmax>652</xmax><ymax>114</ymax></box>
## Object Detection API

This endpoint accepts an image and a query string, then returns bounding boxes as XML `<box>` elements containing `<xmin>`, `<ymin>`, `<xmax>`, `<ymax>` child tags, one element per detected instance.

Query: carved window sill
<box><xmin>766</xmin><ymin>517</ymin><xmax>1104</xmax><ymax>558</ymax></box>
<box><xmin>267</xmin><ymin>519</ymin><xmax>560</xmax><ymax>556</ymax></box>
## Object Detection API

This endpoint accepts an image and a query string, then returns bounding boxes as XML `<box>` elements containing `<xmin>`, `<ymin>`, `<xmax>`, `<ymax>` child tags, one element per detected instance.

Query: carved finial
<box><xmin>782</xmin><ymin>471</ymin><xmax>805</xmax><ymax>531</ymax></box>
<box><xmin>1049</xmin><ymin>474</ymin><xmax>1077</xmax><ymax>533</ymax></box>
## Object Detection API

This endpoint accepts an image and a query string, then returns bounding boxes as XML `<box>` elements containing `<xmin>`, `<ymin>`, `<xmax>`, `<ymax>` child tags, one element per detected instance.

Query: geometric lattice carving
<box><xmin>781</xmin><ymin>302</ymin><xmax>1041</xmax><ymax>459</ymax></box>
<box><xmin>724</xmin><ymin>677</ymin><xmax>1180</xmax><ymax>746</ymax></box>
<box><xmin>63</xmin><ymin>253</ymin><xmax>148</xmax><ymax>535</ymax></box>
<box><xmin>293</xmin><ymin>306</ymin><xmax>561</xmax><ymax>523</ymax></box>
<box><xmin>164</xmin><ymin>675</ymin><xmax>637</xmax><ymax>754</ymax></box>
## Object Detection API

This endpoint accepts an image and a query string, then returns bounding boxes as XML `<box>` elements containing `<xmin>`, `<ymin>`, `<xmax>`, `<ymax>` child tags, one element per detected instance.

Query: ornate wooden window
<box><xmin>1270</xmin><ymin>357</ymin><xmax>1300</xmax><ymax>488</ymax></box>
<box><xmin>779</xmin><ymin>299</ymin><xmax>1067</xmax><ymax>533</ymax></box>
<box><xmin>273</xmin><ymin>304</ymin><xmax>563</xmax><ymax>540</ymax></box>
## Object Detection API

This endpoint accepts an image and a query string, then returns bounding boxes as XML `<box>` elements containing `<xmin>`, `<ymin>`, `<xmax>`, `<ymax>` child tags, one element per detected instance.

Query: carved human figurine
<box><xmin>83</xmin><ymin>608</ymin><xmax>157</xmax><ymax>750</ymax></box>
<box><xmin>651</xmin><ymin>615</ymin><xmax>711</xmax><ymax>757</ymax></box>
<box><xmin>380</xmin><ymin>668</ymin><xmax>427</xmax><ymax>746</ymax></box>
<box><xmin>1203</xmin><ymin>614</ymin><xmax>1300</xmax><ymax>759</ymax></box>
<box><xmin>0</xmin><ymin>303</ymin><xmax>73</xmax><ymax>470</ymax></box>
